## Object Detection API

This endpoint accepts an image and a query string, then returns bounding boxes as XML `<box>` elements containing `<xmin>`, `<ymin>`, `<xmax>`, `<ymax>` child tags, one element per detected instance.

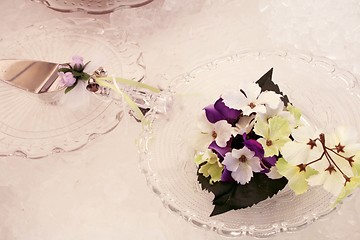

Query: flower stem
<box><xmin>309</xmin><ymin>133</ymin><xmax>351</xmax><ymax>181</ymax></box>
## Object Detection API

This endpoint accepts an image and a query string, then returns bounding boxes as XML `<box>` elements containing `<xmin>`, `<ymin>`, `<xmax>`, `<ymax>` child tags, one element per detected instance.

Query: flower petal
<box><xmin>268</xmin><ymin>116</ymin><xmax>291</xmax><ymax>141</ymax></box>
<box><xmin>231</xmin><ymin>148</ymin><xmax>242</xmax><ymax>159</ymax></box>
<box><xmin>243</xmin><ymin>136</ymin><xmax>264</xmax><ymax>159</ymax></box>
<box><xmin>197</xmin><ymin>112</ymin><xmax>213</xmax><ymax>134</ymax></box>
<box><xmin>292</xmin><ymin>125</ymin><xmax>319</xmax><ymax>143</ymax></box>
<box><xmin>214</xmin><ymin>98</ymin><xmax>241</xmax><ymax>124</ymax></box>
<box><xmin>256</xmin><ymin>91</ymin><xmax>282</xmax><ymax>109</ymax></box>
<box><xmin>254</xmin><ymin>118</ymin><xmax>269</xmax><ymax>139</ymax></box>
<box><xmin>287</xmin><ymin>171</ymin><xmax>309</xmax><ymax>195</ymax></box>
<box><xmin>323</xmin><ymin>171</ymin><xmax>345</xmax><ymax>196</ymax></box>
<box><xmin>281</xmin><ymin>141</ymin><xmax>310</xmax><ymax>165</ymax></box>
<box><xmin>204</xmin><ymin>103</ymin><xmax>224</xmax><ymax>123</ymax></box>
<box><xmin>243</xmin><ymin>82</ymin><xmax>261</xmax><ymax>100</ymax></box>
<box><xmin>222</xmin><ymin>90</ymin><xmax>247</xmax><ymax>110</ymax></box>
<box><xmin>258</xmin><ymin>138</ymin><xmax>279</xmax><ymax>157</ymax></box>
<box><xmin>247</xmin><ymin>157</ymin><xmax>262</xmax><ymax>172</ymax></box>
<box><xmin>336</xmin><ymin>176</ymin><xmax>360</xmax><ymax>203</ymax></box>
<box><xmin>335</xmin><ymin>126</ymin><xmax>359</xmax><ymax>146</ymax></box>
<box><xmin>223</xmin><ymin>153</ymin><xmax>239</xmax><ymax>172</ymax></box>
<box><xmin>231</xmin><ymin>162</ymin><xmax>253</xmax><ymax>184</ymax></box>
<box><xmin>241</xmin><ymin>146</ymin><xmax>256</xmax><ymax>160</ymax></box>
<box><xmin>276</xmin><ymin>158</ymin><xmax>317</xmax><ymax>194</ymax></box>
<box><xmin>209</xmin><ymin>141</ymin><xmax>231</xmax><ymax>158</ymax></box>
<box><xmin>213</xmin><ymin>120</ymin><xmax>233</xmax><ymax>147</ymax></box>
<box><xmin>261</xmin><ymin>156</ymin><xmax>277</xmax><ymax>173</ymax></box>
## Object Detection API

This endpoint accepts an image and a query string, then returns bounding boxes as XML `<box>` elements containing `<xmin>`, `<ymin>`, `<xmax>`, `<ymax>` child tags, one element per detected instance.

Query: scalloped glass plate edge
<box><xmin>138</xmin><ymin>50</ymin><xmax>360</xmax><ymax>238</ymax></box>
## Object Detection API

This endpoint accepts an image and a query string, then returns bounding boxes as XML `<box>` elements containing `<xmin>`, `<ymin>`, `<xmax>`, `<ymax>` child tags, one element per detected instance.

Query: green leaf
<box><xmin>72</xmin><ymin>71</ymin><xmax>83</xmax><ymax>77</ymax></box>
<box><xmin>79</xmin><ymin>72</ymin><xmax>91</xmax><ymax>81</ymax></box>
<box><xmin>197</xmin><ymin>172</ymin><xmax>288</xmax><ymax>216</ymax></box>
<box><xmin>255</xmin><ymin>68</ymin><xmax>289</xmax><ymax>105</ymax></box>
<box><xmin>58</xmin><ymin>68</ymin><xmax>72</xmax><ymax>73</ymax></box>
<box><xmin>64</xmin><ymin>82</ymin><xmax>77</xmax><ymax>94</ymax></box>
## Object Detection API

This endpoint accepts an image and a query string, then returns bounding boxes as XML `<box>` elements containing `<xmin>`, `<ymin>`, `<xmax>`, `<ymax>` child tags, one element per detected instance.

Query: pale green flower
<box><xmin>335</xmin><ymin>164</ymin><xmax>360</xmax><ymax>204</ymax></box>
<box><xmin>287</xmin><ymin>103</ymin><xmax>302</xmax><ymax>127</ymax></box>
<box><xmin>335</xmin><ymin>177</ymin><xmax>360</xmax><ymax>204</ymax></box>
<box><xmin>254</xmin><ymin>116</ymin><xmax>292</xmax><ymax>157</ymax></box>
<box><xmin>194</xmin><ymin>150</ymin><xmax>224</xmax><ymax>184</ymax></box>
<box><xmin>276</xmin><ymin>158</ymin><xmax>318</xmax><ymax>194</ymax></box>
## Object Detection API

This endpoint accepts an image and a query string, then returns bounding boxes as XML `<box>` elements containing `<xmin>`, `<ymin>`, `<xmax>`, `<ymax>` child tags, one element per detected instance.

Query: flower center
<box><xmin>248</xmin><ymin>102</ymin><xmax>256</xmax><ymax>109</ymax></box>
<box><xmin>325</xmin><ymin>165</ymin><xmax>336</xmax><ymax>174</ymax></box>
<box><xmin>335</xmin><ymin>143</ymin><xmax>345</xmax><ymax>153</ymax></box>
<box><xmin>306</xmin><ymin>139</ymin><xmax>317</xmax><ymax>149</ymax></box>
<box><xmin>239</xmin><ymin>155</ymin><xmax>247</xmax><ymax>163</ymax></box>
<box><xmin>212</xmin><ymin>131</ymin><xmax>217</xmax><ymax>139</ymax></box>
<box><xmin>266</xmin><ymin>140</ymin><xmax>273</xmax><ymax>146</ymax></box>
<box><xmin>297</xmin><ymin>163</ymin><xmax>306</xmax><ymax>172</ymax></box>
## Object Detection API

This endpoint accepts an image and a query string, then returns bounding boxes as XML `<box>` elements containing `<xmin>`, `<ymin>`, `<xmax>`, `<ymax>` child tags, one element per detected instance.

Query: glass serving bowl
<box><xmin>0</xmin><ymin>18</ymin><xmax>145</xmax><ymax>158</ymax></box>
<box><xmin>31</xmin><ymin>0</ymin><xmax>155</xmax><ymax>14</ymax></box>
<box><xmin>138</xmin><ymin>50</ymin><xmax>360</xmax><ymax>238</ymax></box>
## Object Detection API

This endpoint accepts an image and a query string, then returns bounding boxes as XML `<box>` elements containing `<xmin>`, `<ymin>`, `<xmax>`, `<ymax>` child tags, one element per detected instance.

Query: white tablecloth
<box><xmin>0</xmin><ymin>0</ymin><xmax>360</xmax><ymax>239</ymax></box>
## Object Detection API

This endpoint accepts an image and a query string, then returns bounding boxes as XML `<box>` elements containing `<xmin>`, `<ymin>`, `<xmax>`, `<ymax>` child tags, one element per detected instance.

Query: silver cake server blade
<box><xmin>0</xmin><ymin>59</ymin><xmax>65</xmax><ymax>93</ymax></box>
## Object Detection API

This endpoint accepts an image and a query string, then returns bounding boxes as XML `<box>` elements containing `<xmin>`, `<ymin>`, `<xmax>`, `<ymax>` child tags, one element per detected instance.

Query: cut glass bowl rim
<box><xmin>0</xmin><ymin>17</ymin><xmax>145</xmax><ymax>159</ymax></box>
<box><xmin>138</xmin><ymin>49</ymin><xmax>359</xmax><ymax>238</ymax></box>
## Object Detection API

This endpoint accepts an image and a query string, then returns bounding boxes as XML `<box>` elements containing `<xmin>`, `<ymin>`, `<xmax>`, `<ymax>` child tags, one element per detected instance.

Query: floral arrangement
<box><xmin>57</xmin><ymin>56</ymin><xmax>160</xmax><ymax>121</ymax></box>
<box><xmin>194</xmin><ymin>69</ymin><xmax>360</xmax><ymax>216</ymax></box>
<box><xmin>58</xmin><ymin>56</ymin><xmax>91</xmax><ymax>93</ymax></box>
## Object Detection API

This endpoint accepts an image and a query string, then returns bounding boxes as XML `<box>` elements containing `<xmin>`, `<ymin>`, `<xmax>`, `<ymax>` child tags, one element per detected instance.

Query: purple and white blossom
<box><xmin>222</xmin><ymin>146</ymin><xmax>262</xmax><ymax>184</ymax></box>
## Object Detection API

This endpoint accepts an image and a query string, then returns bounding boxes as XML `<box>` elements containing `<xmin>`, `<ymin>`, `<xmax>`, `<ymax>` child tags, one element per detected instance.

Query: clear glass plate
<box><xmin>0</xmin><ymin>18</ymin><xmax>145</xmax><ymax>158</ymax></box>
<box><xmin>138</xmin><ymin>50</ymin><xmax>360</xmax><ymax>238</ymax></box>
<box><xmin>31</xmin><ymin>0</ymin><xmax>155</xmax><ymax>14</ymax></box>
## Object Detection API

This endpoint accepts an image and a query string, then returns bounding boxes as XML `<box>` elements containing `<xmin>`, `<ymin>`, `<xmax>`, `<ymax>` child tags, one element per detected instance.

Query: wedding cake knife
<box><xmin>0</xmin><ymin>59</ymin><xmax>65</xmax><ymax>93</ymax></box>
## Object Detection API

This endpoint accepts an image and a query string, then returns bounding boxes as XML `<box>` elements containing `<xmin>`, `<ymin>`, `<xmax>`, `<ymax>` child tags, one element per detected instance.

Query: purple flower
<box><xmin>204</xmin><ymin>98</ymin><xmax>241</xmax><ymax>125</ymax></box>
<box><xmin>59</xmin><ymin>72</ymin><xmax>76</xmax><ymax>87</ymax></box>
<box><xmin>71</xmin><ymin>56</ymin><xmax>84</xmax><ymax>71</ymax></box>
<box><xmin>209</xmin><ymin>140</ymin><xmax>232</xmax><ymax>158</ymax></box>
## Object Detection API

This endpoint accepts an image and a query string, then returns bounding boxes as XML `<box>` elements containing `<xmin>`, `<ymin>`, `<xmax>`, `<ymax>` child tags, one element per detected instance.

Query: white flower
<box><xmin>329</xmin><ymin>126</ymin><xmax>360</xmax><ymax>158</ymax></box>
<box><xmin>222</xmin><ymin>82</ymin><xmax>282</xmax><ymax>115</ymax></box>
<box><xmin>307</xmin><ymin>169</ymin><xmax>346</xmax><ymax>196</ymax></box>
<box><xmin>281</xmin><ymin>126</ymin><xmax>323</xmax><ymax>166</ymax></box>
<box><xmin>198</xmin><ymin>112</ymin><xmax>234</xmax><ymax>148</ymax></box>
<box><xmin>311</xmin><ymin>127</ymin><xmax>360</xmax><ymax>176</ymax></box>
<box><xmin>222</xmin><ymin>146</ymin><xmax>262</xmax><ymax>184</ymax></box>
